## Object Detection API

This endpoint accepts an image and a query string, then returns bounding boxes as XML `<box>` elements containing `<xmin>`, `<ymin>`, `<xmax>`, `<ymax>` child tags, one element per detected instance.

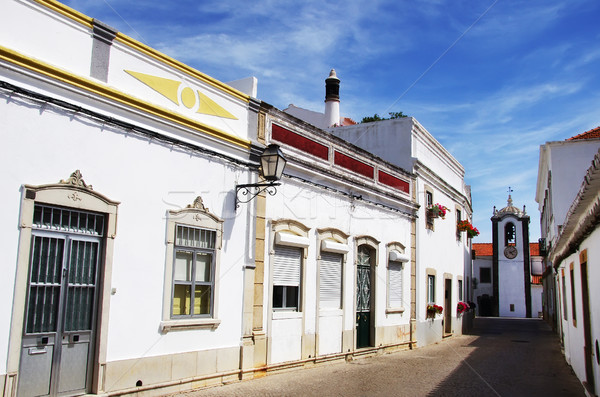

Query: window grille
<box><xmin>33</xmin><ymin>205</ymin><xmax>104</xmax><ymax>236</ymax></box>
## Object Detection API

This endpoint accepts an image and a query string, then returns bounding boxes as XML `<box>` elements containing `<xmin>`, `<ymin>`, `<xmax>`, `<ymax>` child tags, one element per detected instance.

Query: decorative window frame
<box><xmin>354</xmin><ymin>235</ymin><xmax>380</xmax><ymax>319</ymax></box>
<box><xmin>426</xmin><ymin>268</ymin><xmax>437</xmax><ymax>304</ymax></box>
<box><xmin>269</xmin><ymin>219</ymin><xmax>310</xmax><ymax>316</ymax></box>
<box><xmin>160</xmin><ymin>196</ymin><xmax>223</xmax><ymax>332</ymax></box>
<box><xmin>317</xmin><ymin>228</ymin><xmax>350</xmax><ymax>311</ymax></box>
<box><xmin>386</xmin><ymin>242</ymin><xmax>408</xmax><ymax>314</ymax></box>
<box><xmin>7</xmin><ymin>170</ymin><xmax>119</xmax><ymax>395</ymax></box>
<box><xmin>355</xmin><ymin>235</ymin><xmax>380</xmax><ymax>265</ymax></box>
<box><xmin>455</xmin><ymin>206</ymin><xmax>463</xmax><ymax>241</ymax></box>
<box><xmin>425</xmin><ymin>187</ymin><xmax>434</xmax><ymax>230</ymax></box>
<box><xmin>457</xmin><ymin>276</ymin><xmax>464</xmax><ymax>302</ymax></box>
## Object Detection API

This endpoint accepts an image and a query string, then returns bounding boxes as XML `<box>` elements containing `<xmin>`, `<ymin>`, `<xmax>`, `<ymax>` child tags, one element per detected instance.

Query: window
<box><xmin>505</xmin><ymin>223</ymin><xmax>516</xmax><ymax>245</ymax></box>
<box><xmin>172</xmin><ymin>225</ymin><xmax>215</xmax><ymax>317</ymax></box>
<box><xmin>456</xmin><ymin>209</ymin><xmax>462</xmax><ymax>240</ymax></box>
<box><xmin>161</xmin><ymin>196</ymin><xmax>223</xmax><ymax>331</ymax></box>
<box><xmin>458</xmin><ymin>280</ymin><xmax>463</xmax><ymax>301</ymax></box>
<box><xmin>425</xmin><ymin>189</ymin><xmax>434</xmax><ymax>229</ymax></box>
<box><xmin>319</xmin><ymin>252</ymin><xmax>343</xmax><ymax>309</ymax></box>
<box><xmin>273</xmin><ymin>245</ymin><xmax>302</xmax><ymax>311</ymax></box>
<box><xmin>388</xmin><ymin>262</ymin><xmax>404</xmax><ymax>308</ymax></box>
<box><xmin>427</xmin><ymin>275</ymin><xmax>435</xmax><ymax>303</ymax></box>
<box><xmin>480</xmin><ymin>268</ymin><xmax>491</xmax><ymax>284</ymax></box>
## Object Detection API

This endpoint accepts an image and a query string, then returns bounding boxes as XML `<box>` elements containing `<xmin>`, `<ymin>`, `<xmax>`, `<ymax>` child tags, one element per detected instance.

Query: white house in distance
<box><xmin>472</xmin><ymin>239</ymin><xmax>543</xmax><ymax>318</ymax></box>
<box><xmin>536</xmin><ymin>127</ymin><xmax>600</xmax><ymax>395</ymax></box>
<box><xmin>470</xmin><ymin>194</ymin><xmax>542</xmax><ymax>318</ymax></box>
<box><xmin>285</xmin><ymin>70</ymin><xmax>474</xmax><ymax>347</ymax></box>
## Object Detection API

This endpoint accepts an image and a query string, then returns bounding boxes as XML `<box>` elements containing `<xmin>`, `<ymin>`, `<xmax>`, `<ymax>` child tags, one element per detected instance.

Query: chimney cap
<box><xmin>327</xmin><ymin>69</ymin><xmax>339</xmax><ymax>81</ymax></box>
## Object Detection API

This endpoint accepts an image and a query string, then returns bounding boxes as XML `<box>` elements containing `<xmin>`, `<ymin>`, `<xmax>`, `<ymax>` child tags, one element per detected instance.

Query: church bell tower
<box><xmin>491</xmin><ymin>190</ymin><xmax>532</xmax><ymax>317</ymax></box>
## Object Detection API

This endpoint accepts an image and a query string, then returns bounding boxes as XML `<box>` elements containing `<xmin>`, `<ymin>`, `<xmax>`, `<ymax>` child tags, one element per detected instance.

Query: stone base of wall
<box><xmin>102</xmin><ymin>346</ymin><xmax>240</xmax><ymax>396</ymax></box>
<box><xmin>90</xmin><ymin>324</ymin><xmax>419</xmax><ymax>396</ymax></box>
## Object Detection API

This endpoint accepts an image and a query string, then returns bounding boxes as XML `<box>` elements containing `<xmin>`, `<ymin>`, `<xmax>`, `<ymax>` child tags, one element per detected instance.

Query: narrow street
<box><xmin>175</xmin><ymin>318</ymin><xmax>583</xmax><ymax>397</ymax></box>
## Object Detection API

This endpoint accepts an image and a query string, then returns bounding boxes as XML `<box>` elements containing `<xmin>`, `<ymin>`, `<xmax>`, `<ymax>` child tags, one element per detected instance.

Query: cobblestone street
<box><xmin>175</xmin><ymin>318</ymin><xmax>583</xmax><ymax>397</ymax></box>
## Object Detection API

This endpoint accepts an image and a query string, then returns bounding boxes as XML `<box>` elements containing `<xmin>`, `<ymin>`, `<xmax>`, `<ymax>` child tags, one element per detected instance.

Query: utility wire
<box><xmin>384</xmin><ymin>0</ymin><xmax>501</xmax><ymax>114</ymax></box>
<box><xmin>101</xmin><ymin>0</ymin><xmax>148</xmax><ymax>44</ymax></box>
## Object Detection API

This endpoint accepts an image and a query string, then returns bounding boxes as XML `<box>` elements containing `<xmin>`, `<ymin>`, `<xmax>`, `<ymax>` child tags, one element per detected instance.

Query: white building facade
<box><xmin>537</xmin><ymin>129</ymin><xmax>600</xmax><ymax>396</ymax></box>
<box><xmin>326</xmin><ymin>118</ymin><xmax>473</xmax><ymax>347</ymax></box>
<box><xmin>239</xmin><ymin>106</ymin><xmax>419</xmax><ymax>370</ymax></box>
<box><xmin>1</xmin><ymin>1</ymin><xmax>263</xmax><ymax>395</ymax></box>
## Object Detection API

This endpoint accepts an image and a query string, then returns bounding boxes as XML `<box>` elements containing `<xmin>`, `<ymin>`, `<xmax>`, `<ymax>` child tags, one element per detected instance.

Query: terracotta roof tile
<box><xmin>567</xmin><ymin>126</ymin><xmax>600</xmax><ymax>141</ymax></box>
<box><xmin>529</xmin><ymin>242</ymin><xmax>540</xmax><ymax>256</ymax></box>
<box><xmin>473</xmin><ymin>243</ymin><xmax>493</xmax><ymax>256</ymax></box>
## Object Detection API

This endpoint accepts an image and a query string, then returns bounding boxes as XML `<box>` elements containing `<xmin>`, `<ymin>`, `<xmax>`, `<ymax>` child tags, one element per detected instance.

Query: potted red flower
<box><xmin>457</xmin><ymin>220</ymin><xmax>480</xmax><ymax>238</ymax></box>
<box><xmin>426</xmin><ymin>304</ymin><xmax>443</xmax><ymax>319</ymax></box>
<box><xmin>456</xmin><ymin>301</ymin><xmax>470</xmax><ymax>316</ymax></box>
<box><xmin>427</xmin><ymin>203</ymin><xmax>449</xmax><ymax>219</ymax></box>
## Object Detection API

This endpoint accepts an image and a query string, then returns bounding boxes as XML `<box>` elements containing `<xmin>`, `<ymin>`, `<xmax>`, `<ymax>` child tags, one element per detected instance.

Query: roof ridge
<box><xmin>567</xmin><ymin>125</ymin><xmax>600</xmax><ymax>141</ymax></box>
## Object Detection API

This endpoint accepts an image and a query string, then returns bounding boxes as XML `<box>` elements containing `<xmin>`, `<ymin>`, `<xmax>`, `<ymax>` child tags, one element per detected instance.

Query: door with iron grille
<box><xmin>356</xmin><ymin>246</ymin><xmax>373</xmax><ymax>348</ymax></box>
<box><xmin>18</xmin><ymin>205</ymin><xmax>103</xmax><ymax>397</ymax></box>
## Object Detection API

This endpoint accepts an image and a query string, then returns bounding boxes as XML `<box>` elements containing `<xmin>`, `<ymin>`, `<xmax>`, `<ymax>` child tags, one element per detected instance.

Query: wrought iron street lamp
<box><xmin>235</xmin><ymin>144</ymin><xmax>287</xmax><ymax>209</ymax></box>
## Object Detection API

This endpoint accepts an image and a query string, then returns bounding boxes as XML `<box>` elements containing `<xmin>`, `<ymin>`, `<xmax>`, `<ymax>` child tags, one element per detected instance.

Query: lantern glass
<box><xmin>260</xmin><ymin>144</ymin><xmax>286</xmax><ymax>181</ymax></box>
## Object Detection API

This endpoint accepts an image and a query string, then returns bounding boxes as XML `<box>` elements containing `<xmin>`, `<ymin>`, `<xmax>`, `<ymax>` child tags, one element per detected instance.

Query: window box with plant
<box><xmin>427</xmin><ymin>203</ymin><xmax>449</xmax><ymax>220</ymax></box>
<box><xmin>426</xmin><ymin>304</ymin><xmax>443</xmax><ymax>319</ymax></box>
<box><xmin>457</xmin><ymin>220</ymin><xmax>480</xmax><ymax>238</ymax></box>
<box><xmin>456</xmin><ymin>301</ymin><xmax>470</xmax><ymax>317</ymax></box>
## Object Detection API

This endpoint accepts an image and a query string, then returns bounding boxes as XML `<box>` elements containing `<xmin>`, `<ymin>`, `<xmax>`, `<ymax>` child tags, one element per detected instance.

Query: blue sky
<box><xmin>65</xmin><ymin>0</ymin><xmax>600</xmax><ymax>241</ymax></box>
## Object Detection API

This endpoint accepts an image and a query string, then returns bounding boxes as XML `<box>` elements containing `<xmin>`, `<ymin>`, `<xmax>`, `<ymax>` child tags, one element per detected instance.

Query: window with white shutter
<box><xmin>273</xmin><ymin>245</ymin><xmax>302</xmax><ymax>311</ymax></box>
<box><xmin>320</xmin><ymin>252</ymin><xmax>342</xmax><ymax>309</ymax></box>
<box><xmin>388</xmin><ymin>262</ymin><xmax>403</xmax><ymax>308</ymax></box>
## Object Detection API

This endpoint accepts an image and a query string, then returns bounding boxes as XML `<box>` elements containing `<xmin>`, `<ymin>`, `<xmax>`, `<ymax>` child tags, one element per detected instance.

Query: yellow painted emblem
<box><xmin>125</xmin><ymin>70</ymin><xmax>237</xmax><ymax>120</ymax></box>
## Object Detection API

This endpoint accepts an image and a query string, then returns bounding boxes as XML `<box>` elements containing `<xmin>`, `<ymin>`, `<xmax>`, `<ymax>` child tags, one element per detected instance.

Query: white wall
<box><xmin>0</xmin><ymin>0</ymin><xmax>257</xmax><ymax>374</ymax></box>
<box><xmin>557</xmin><ymin>227</ymin><xmax>600</xmax><ymax>391</ymax></box>
<box><xmin>415</xmin><ymin>177</ymin><xmax>470</xmax><ymax>346</ymax></box>
<box><xmin>263</xmin><ymin>178</ymin><xmax>413</xmax><ymax>361</ymax></box>
<box><xmin>328</xmin><ymin>118</ymin><xmax>414</xmax><ymax>171</ymax></box>
<box><xmin>0</xmin><ymin>94</ymin><xmax>252</xmax><ymax>368</ymax></box>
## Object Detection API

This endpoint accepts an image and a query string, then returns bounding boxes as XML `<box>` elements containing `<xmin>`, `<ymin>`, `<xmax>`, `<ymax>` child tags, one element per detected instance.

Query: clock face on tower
<box><xmin>504</xmin><ymin>245</ymin><xmax>518</xmax><ymax>259</ymax></box>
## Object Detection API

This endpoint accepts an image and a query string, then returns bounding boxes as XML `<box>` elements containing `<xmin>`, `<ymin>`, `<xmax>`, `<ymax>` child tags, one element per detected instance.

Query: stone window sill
<box><xmin>386</xmin><ymin>307</ymin><xmax>405</xmax><ymax>314</ymax></box>
<box><xmin>160</xmin><ymin>318</ymin><xmax>221</xmax><ymax>333</ymax></box>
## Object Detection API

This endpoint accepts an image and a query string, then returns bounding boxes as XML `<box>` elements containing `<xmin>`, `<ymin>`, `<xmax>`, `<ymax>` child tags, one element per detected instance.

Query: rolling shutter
<box><xmin>320</xmin><ymin>252</ymin><xmax>342</xmax><ymax>309</ymax></box>
<box><xmin>273</xmin><ymin>246</ymin><xmax>302</xmax><ymax>286</ymax></box>
<box><xmin>388</xmin><ymin>262</ymin><xmax>403</xmax><ymax>308</ymax></box>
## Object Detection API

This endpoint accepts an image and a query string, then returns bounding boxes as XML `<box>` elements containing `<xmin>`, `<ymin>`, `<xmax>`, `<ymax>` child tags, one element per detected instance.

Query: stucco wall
<box><xmin>557</xmin><ymin>227</ymin><xmax>600</xmax><ymax>391</ymax></box>
<box><xmin>263</xmin><ymin>178</ymin><xmax>414</xmax><ymax>361</ymax></box>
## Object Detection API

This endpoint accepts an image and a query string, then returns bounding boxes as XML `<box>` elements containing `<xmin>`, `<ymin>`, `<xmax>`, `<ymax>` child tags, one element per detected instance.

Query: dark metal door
<box><xmin>356</xmin><ymin>247</ymin><xmax>372</xmax><ymax>348</ymax></box>
<box><xmin>19</xmin><ymin>230</ymin><xmax>101</xmax><ymax>397</ymax></box>
<box><xmin>444</xmin><ymin>279</ymin><xmax>452</xmax><ymax>334</ymax></box>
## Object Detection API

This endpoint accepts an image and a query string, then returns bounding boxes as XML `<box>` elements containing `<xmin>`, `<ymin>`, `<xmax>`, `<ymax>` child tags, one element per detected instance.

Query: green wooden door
<box><xmin>356</xmin><ymin>247</ymin><xmax>372</xmax><ymax>348</ymax></box>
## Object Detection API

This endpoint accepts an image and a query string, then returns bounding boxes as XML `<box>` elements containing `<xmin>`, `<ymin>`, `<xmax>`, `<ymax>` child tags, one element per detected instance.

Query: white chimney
<box><xmin>324</xmin><ymin>69</ymin><xmax>340</xmax><ymax>127</ymax></box>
